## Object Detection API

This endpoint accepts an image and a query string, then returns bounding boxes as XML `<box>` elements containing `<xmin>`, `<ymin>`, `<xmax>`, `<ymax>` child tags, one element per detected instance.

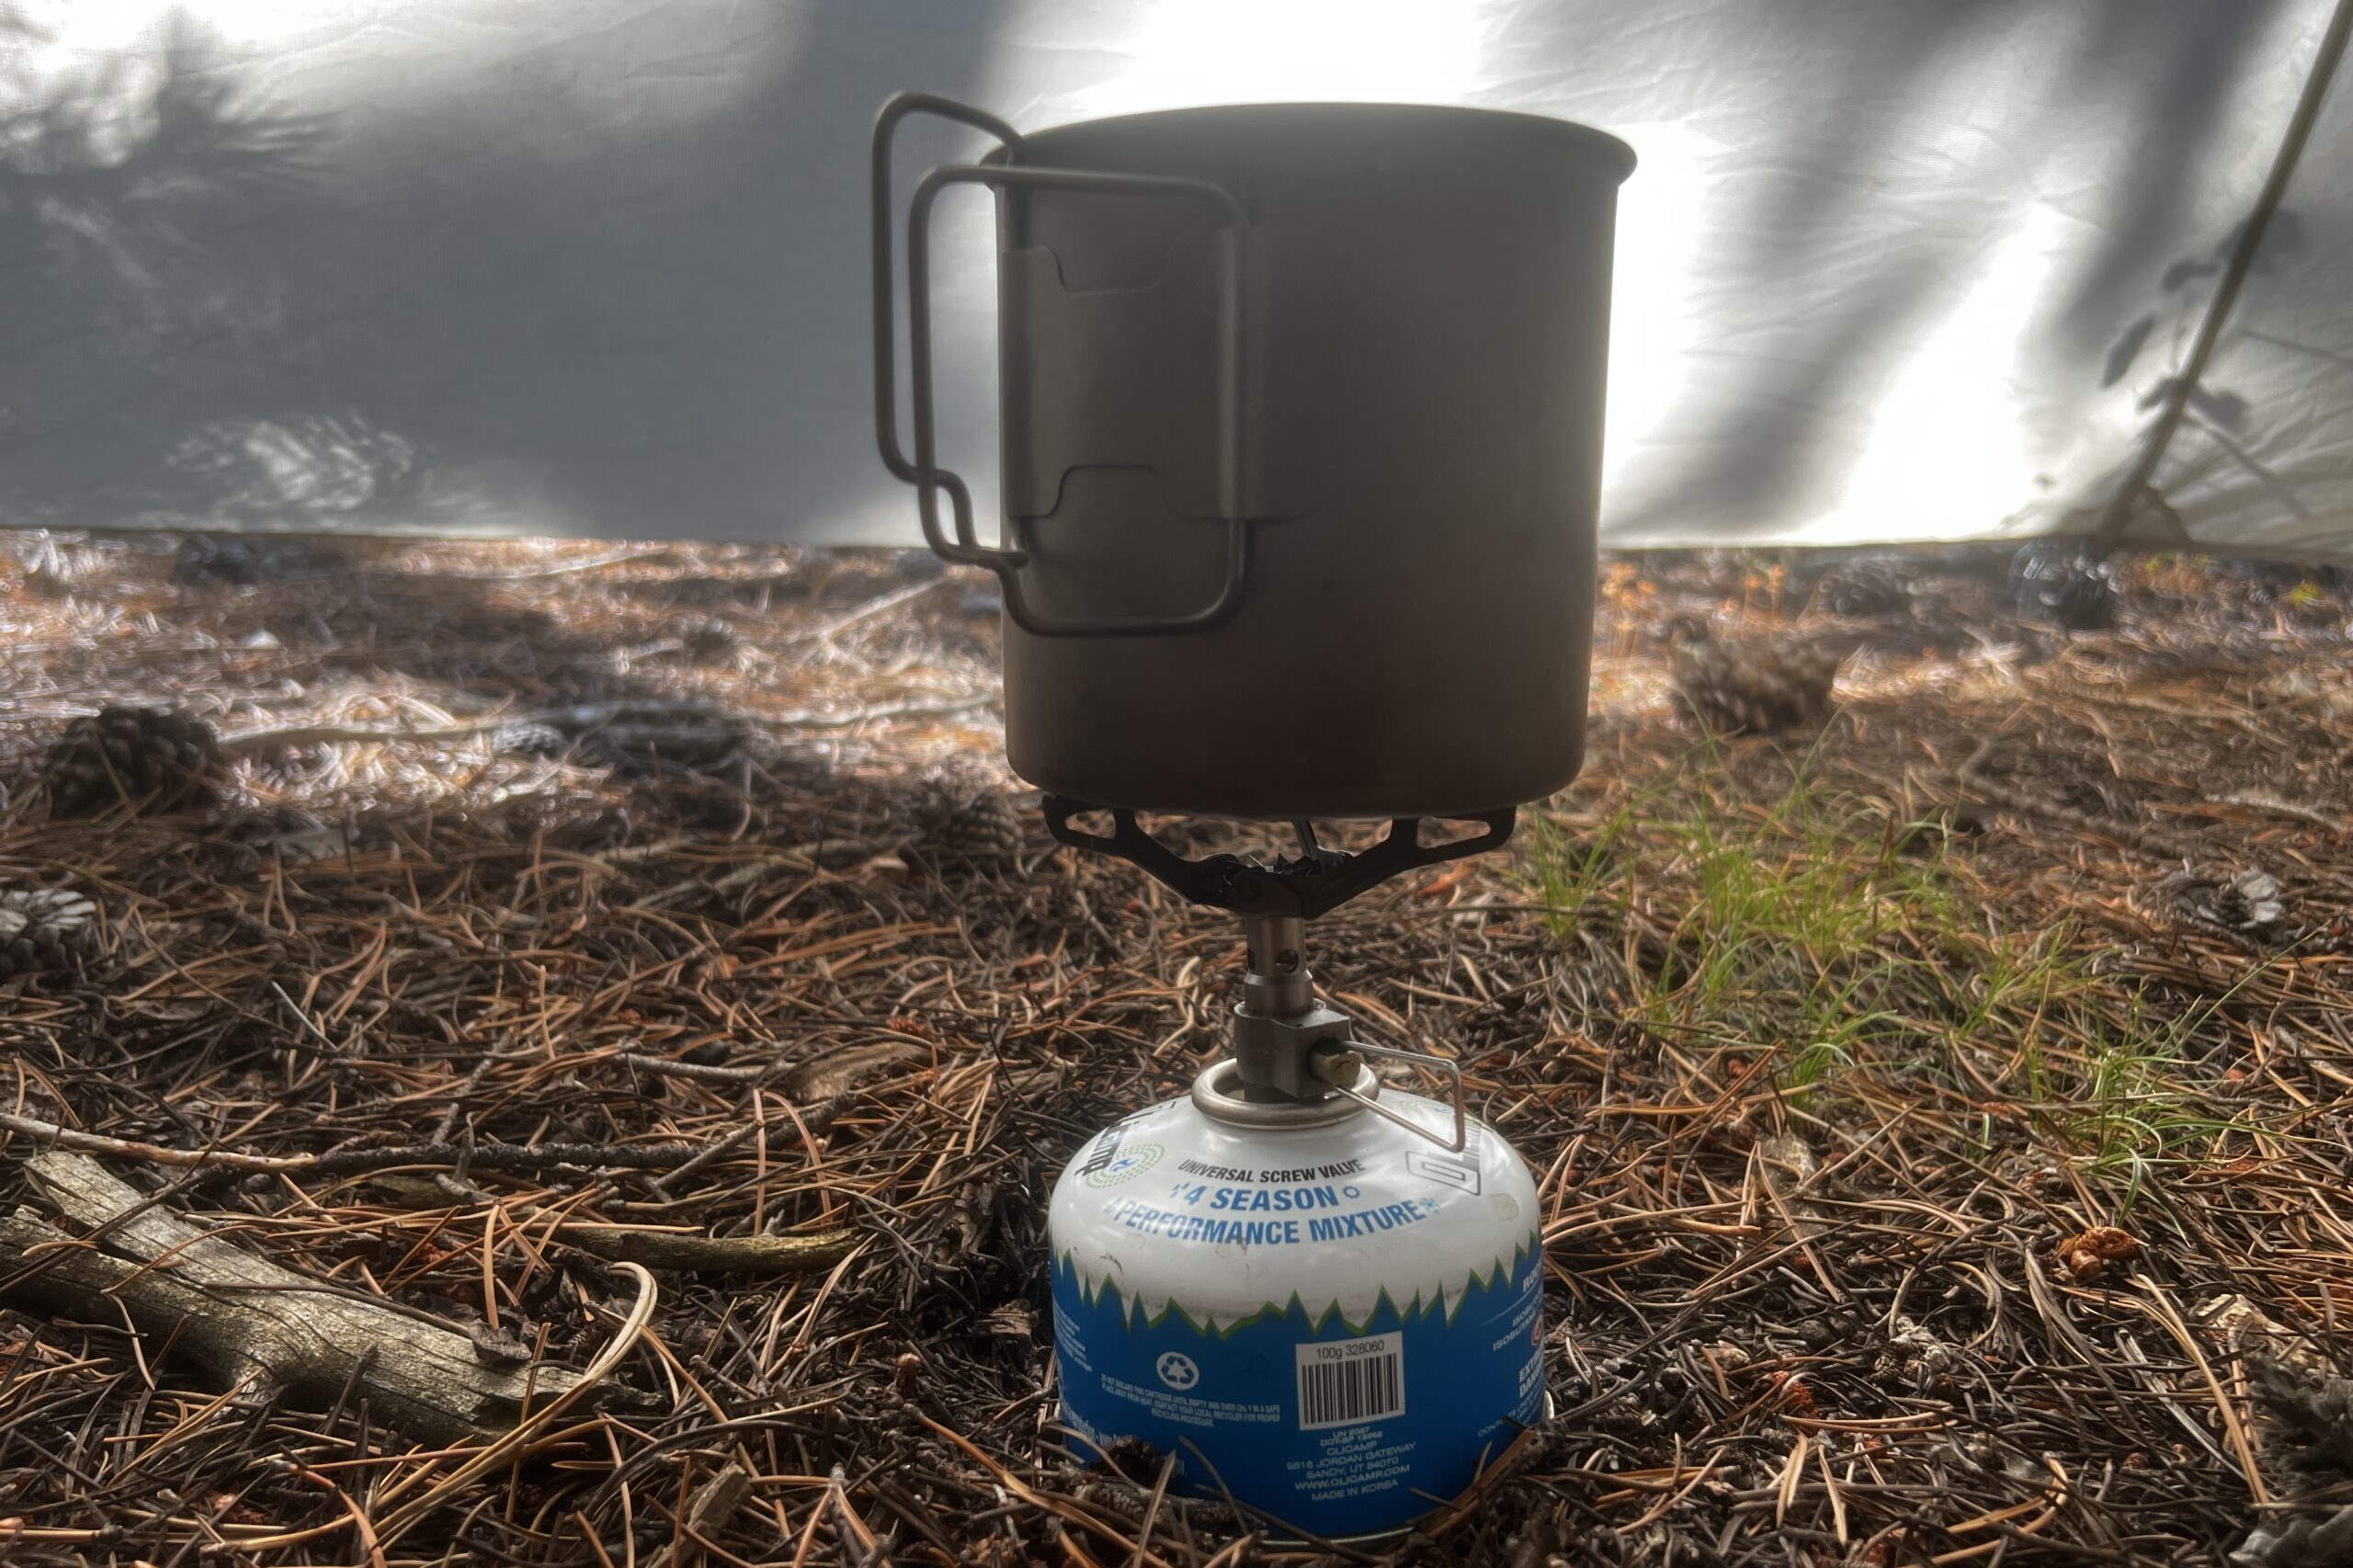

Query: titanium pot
<box><xmin>873</xmin><ymin>96</ymin><xmax>1634</xmax><ymax>821</ymax></box>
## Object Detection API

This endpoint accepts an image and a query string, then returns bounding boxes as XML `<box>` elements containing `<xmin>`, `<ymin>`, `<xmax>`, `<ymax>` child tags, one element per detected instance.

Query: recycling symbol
<box><xmin>1155</xmin><ymin>1352</ymin><xmax>1199</xmax><ymax>1391</ymax></box>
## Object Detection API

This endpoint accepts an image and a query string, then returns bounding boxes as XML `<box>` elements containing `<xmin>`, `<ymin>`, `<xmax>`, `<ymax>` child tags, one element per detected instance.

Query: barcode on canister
<box><xmin>1295</xmin><ymin>1332</ymin><xmax>1404</xmax><ymax>1429</ymax></box>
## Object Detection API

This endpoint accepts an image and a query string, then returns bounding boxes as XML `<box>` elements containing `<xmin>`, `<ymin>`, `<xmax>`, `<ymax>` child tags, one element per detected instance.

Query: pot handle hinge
<box><xmin>871</xmin><ymin>91</ymin><xmax>1254</xmax><ymax>638</ymax></box>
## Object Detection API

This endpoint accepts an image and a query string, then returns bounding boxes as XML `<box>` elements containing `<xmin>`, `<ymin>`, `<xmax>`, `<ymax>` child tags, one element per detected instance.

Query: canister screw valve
<box><xmin>1307</xmin><ymin>1044</ymin><xmax>1364</xmax><ymax>1085</ymax></box>
<box><xmin>1188</xmin><ymin>911</ymin><xmax>1469</xmax><ymax>1153</ymax></box>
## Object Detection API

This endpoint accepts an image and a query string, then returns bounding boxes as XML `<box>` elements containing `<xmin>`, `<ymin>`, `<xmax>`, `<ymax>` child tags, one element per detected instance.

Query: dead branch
<box><xmin>218</xmin><ymin>695</ymin><xmax>994</xmax><ymax>754</ymax></box>
<box><xmin>777</xmin><ymin>577</ymin><xmax>951</xmax><ymax>646</ymax></box>
<box><xmin>0</xmin><ymin>1152</ymin><xmax>615</xmax><ymax>1447</ymax></box>
<box><xmin>0</xmin><ymin>1110</ymin><xmax>311</xmax><ymax>1173</ymax></box>
<box><xmin>0</xmin><ymin>1110</ymin><xmax>771</xmax><ymax>1182</ymax></box>
<box><xmin>559</xmin><ymin>1223</ymin><xmax>858</xmax><ymax>1276</ymax></box>
<box><xmin>311</xmin><ymin>1137</ymin><xmax>711</xmax><ymax>1176</ymax></box>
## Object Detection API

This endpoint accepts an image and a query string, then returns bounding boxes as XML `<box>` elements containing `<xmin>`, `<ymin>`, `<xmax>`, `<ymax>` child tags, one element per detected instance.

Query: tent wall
<box><xmin>3</xmin><ymin>1</ymin><xmax>2347</xmax><ymax>557</ymax></box>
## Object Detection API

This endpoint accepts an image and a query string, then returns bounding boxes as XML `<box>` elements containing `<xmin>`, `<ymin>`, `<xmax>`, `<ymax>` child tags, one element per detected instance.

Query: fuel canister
<box><xmin>1047</xmin><ymin>1077</ymin><xmax>1544</xmax><ymax>1540</ymax></box>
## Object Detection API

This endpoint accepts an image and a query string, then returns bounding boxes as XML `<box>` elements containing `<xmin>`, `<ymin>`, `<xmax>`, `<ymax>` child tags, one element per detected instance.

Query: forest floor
<box><xmin>0</xmin><ymin>533</ymin><xmax>2347</xmax><ymax>1567</ymax></box>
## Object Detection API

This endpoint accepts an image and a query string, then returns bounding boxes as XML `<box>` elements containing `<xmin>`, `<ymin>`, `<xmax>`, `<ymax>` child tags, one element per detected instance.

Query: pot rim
<box><xmin>1017</xmin><ymin>99</ymin><xmax>1636</xmax><ymax>183</ymax></box>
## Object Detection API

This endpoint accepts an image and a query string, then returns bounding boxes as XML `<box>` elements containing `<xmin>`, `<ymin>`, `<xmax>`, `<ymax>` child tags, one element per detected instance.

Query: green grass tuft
<box><xmin>1519</xmin><ymin>750</ymin><xmax>2232</xmax><ymax>1187</ymax></box>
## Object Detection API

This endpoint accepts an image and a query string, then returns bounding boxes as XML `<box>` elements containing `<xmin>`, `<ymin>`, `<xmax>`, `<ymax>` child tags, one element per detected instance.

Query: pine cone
<box><xmin>2232</xmin><ymin>1506</ymin><xmax>2353</xmax><ymax>1568</ymax></box>
<box><xmin>173</xmin><ymin>535</ymin><xmax>267</xmax><ymax>587</ymax></box>
<box><xmin>218</xmin><ymin>806</ymin><xmax>352</xmax><ymax>866</ymax></box>
<box><xmin>1812</xmin><ymin>559</ymin><xmax>1912</xmax><ymax>618</ymax></box>
<box><xmin>581</xmin><ymin>706</ymin><xmax>745</xmax><ymax>774</ymax></box>
<box><xmin>2250</xmin><ymin>1358</ymin><xmax>2353</xmax><ymax>1491</ymax></box>
<box><xmin>2010</xmin><ymin>541</ymin><xmax>2117</xmax><ymax>631</ymax></box>
<box><xmin>0</xmin><ymin>887</ymin><xmax>98</xmax><ymax>982</ymax></box>
<box><xmin>1673</xmin><ymin>640</ymin><xmax>1842</xmax><ymax>736</ymax></box>
<box><xmin>912</xmin><ymin>780</ymin><xmax>1025</xmax><ymax>869</ymax></box>
<box><xmin>492</xmin><ymin>721</ymin><xmax>573</xmax><ymax>758</ymax></box>
<box><xmin>44</xmin><ymin>707</ymin><xmax>225</xmax><ymax>818</ymax></box>
<box><xmin>2133</xmin><ymin>867</ymin><xmax>2290</xmax><ymax>949</ymax></box>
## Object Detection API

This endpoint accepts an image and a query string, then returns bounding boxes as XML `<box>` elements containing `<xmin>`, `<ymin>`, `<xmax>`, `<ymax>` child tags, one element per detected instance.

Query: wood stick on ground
<box><xmin>644</xmin><ymin>1460</ymin><xmax>756</xmax><ymax>1568</ymax></box>
<box><xmin>0</xmin><ymin>1110</ymin><xmax>734</xmax><ymax>1178</ymax></box>
<box><xmin>219</xmin><ymin>694</ymin><xmax>994</xmax><ymax>753</ymax></box>
<box><xmin>776</xmin><ymin>577</ymin><xmax>950</xmax><ymax>646</ymax></box>
<box><xmin>0</xmin><ymin>1110</ymin><xmax>312</xmax><ymax>1173</ymax></box>
<box><xmin>559</xmin><ymin>1223</ymin><xmax>858</xmax><ymax>1276</ymax></box>
<box><xmin>0</xmin><ymin>1151</ymin><xmax>607</xmax><ymax>1447</ymax></box>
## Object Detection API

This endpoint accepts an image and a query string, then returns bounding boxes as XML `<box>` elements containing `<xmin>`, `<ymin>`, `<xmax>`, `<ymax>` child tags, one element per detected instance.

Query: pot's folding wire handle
<box><xmin>870</xmin><ymin>92</ymin><xmax>1255</xmax><ymax>638</ymax></box>
<box><xmin>870</xmin><ymin>93</ymin><xmax>1019</xmax><ymax>523</ymax></box>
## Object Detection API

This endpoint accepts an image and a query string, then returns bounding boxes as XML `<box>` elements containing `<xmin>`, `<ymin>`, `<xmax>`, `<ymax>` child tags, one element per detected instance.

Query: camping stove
<box><xmin>1035</xmin><ymin>808</ymin><xmax>1546</xmax><ymax>1540</ymax></box>
<box><xmin>868</xmin><ymin>89</ymin><xmax>1630</xmax><ymax>1535</ymax></box>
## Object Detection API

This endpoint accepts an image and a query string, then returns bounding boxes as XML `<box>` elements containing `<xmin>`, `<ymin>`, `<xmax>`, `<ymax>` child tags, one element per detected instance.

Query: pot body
<box><xmin>990</xmin><ymin>104</ymin><xmax>1631</xmax><ymax>819</ymax></box>
<box><xmin>1047</xmin><ymin>1089</ymin><xmax>1545</xmax><ymax>1540</ymax></box>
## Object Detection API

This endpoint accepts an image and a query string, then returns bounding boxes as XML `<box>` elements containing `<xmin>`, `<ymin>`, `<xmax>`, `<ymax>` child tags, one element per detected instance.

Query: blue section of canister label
<box><xmin>1049</xmin><ymin>1240</ymin><xmax>1544</xmax><ymax>1539</ymax></box>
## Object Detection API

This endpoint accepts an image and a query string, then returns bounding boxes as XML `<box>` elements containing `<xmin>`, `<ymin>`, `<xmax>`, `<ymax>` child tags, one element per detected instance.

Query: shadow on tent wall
<box><xmin>0</xmin><ymin>2</ymin><xmax>1010</xmax><ymax>543</ymax></box>
<box><xmin>1605</xmin><ymin>0</ymin><xmax>2293</xmax><ymax>546</ymax></box>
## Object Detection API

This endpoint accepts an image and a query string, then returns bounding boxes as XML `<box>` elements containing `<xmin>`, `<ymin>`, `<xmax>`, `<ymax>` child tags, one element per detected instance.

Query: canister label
<box><xmin>1051</xmin><ymin>1235</ymin><xmax>1543</xmax><ymax>1538</ymax></box>
<box><xmin>1048</xmin><ymin>1091</ymin><xmax>1549</xmax><ymax>1538</ymax></box>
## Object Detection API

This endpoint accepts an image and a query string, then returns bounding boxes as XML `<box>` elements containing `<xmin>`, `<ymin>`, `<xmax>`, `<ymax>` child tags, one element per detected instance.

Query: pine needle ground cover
<box><xmin>0</xmin><ymin>537</ymin><xmax>2347</xmax><ymax>1566</ymax></box>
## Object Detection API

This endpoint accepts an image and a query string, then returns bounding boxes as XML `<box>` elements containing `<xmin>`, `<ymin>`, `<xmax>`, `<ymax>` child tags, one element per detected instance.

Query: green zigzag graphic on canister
<box><xmin>1055</xmin><ymin>1231</ymin><xmax>1539</xmax><ymax>1338</ymax></box>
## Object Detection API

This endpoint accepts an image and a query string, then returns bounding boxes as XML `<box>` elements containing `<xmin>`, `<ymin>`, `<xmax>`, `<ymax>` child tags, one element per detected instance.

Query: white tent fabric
<box><xmin>4</xmin><ymin>1</ymin><xmax>2349</xmax><ymax>558</ymax></box>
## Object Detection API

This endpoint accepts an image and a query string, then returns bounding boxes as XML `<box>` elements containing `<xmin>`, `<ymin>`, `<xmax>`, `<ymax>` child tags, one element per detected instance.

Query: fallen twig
<box><xmin>212</xmin><ymin>695</ymin><xmax>993</xmax><ymax>753</ymax></box>
<box><xmin>0</xmin><ymin>1112</ymin><xmax>760</xmax><ymax>1179</ymax></box>
<box><xmin>778</xmin><ymin>578</ymin><xmax>952</xmax><ymax>646</ymax></box>
<box><xmin>560</xmin><ymin>1223</ymin><xmax>858</xmax><ymax>1276</ymax></box>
